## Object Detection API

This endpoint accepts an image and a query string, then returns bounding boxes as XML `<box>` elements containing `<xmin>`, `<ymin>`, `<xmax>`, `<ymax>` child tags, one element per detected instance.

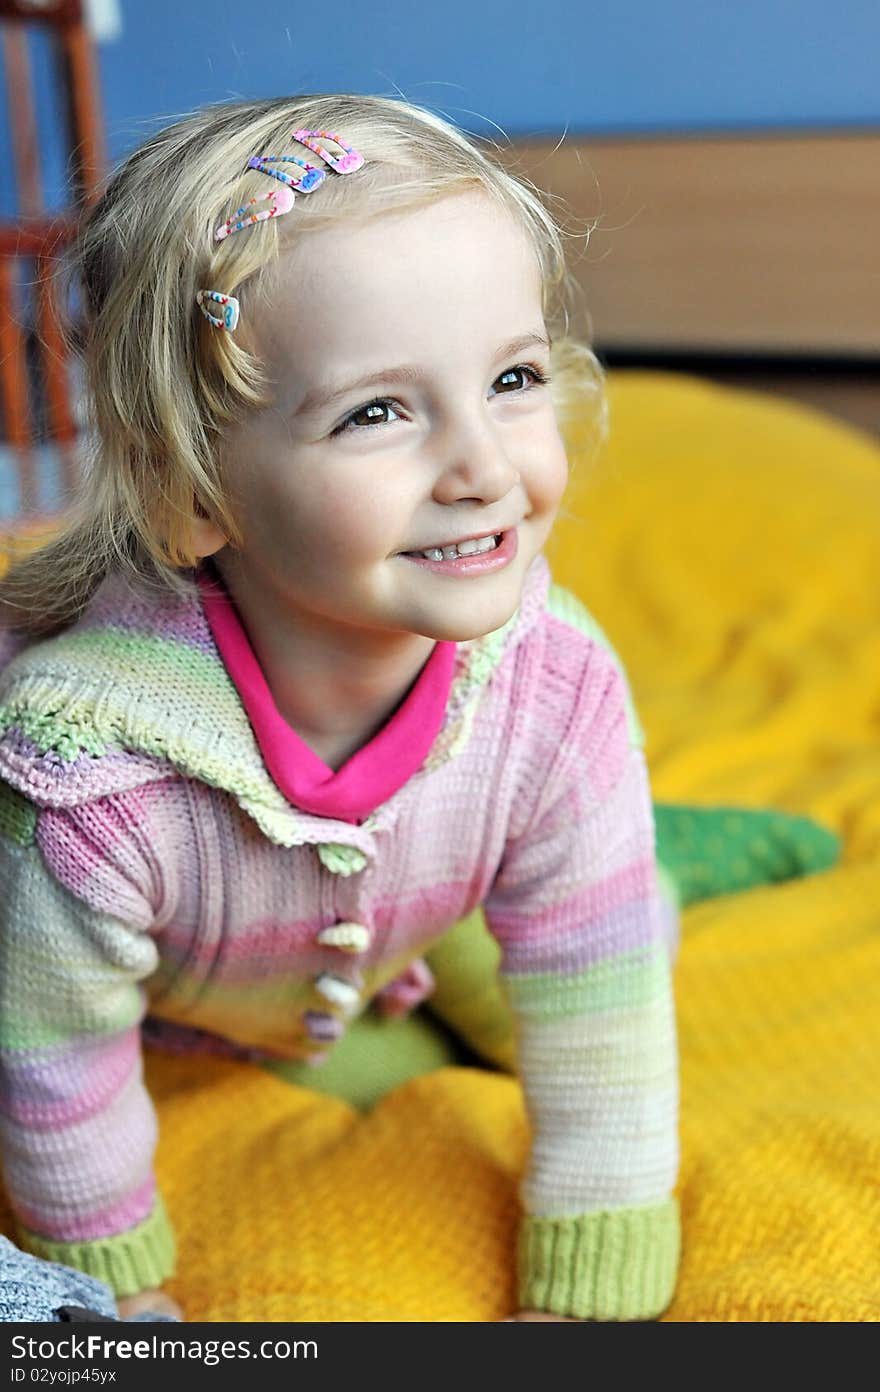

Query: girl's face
<box><xmin>214</xmin><ymin>190</ymin><xmax>570</xmax><ymax>647</ymax></box>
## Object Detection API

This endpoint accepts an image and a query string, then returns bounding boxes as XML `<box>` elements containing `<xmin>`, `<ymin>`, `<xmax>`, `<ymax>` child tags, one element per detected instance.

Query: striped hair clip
<box><xmin>213</xmin><ymin>182</ymin><xmax>297</xmax><ymax>242</ymax></box>
<box><xmin>196</xmin><ymin>289</ymin><xmax>240</xmax><ymax>331</ymax></box>
<box><xmin>290</xmin><ymin>129</ymin><xmax>365</xmax><ymax>174</ymax></box>
<box><xmin>245</xmin><ymin>152</ymin><xmax>327</xmax><ymax>195</ymax></box>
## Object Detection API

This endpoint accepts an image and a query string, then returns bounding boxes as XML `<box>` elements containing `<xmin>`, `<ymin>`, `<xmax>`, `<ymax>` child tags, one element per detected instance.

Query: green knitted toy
<box><xmin>652</xmin><ymin>803</ymin><xmax>841</xmax><ymax>909</ymax></box>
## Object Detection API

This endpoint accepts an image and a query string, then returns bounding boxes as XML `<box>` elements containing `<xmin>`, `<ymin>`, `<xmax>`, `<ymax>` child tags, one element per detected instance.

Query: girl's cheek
<box><xmin>538</xmin><ymin>443</ymin><xmax>572</xmax><ymax>509</ymax></box>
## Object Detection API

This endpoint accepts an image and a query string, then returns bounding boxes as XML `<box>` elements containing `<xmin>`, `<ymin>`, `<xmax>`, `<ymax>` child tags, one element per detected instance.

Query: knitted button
<box><xmin>303</xmin><ymin>1010</ymin><xmax>345</xmax><ymax>1043</ymax></box>
<box><xmin>313</xmin><ymin>971</ymin><xmax>362</xmax><ymax>1014</ymax></box>
<box><xmin>315</xmin><ymin>921</ymin><xmax>372</xmax><ymax>954</ymax></box>
<box><xmin>316</xmin><ymin>843</ymin><xmax>368</xmax><ymax>875</ymax></box>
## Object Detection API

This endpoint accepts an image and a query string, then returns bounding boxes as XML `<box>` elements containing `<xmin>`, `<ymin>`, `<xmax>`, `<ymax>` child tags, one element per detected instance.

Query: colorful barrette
<box><xmin>291</xmin><ymin>129</ymin><xmax>365</xmax><ymax>174</ymax></box>
<box><xmin>196</xmin><ymin>289</ymin><xmax>240</xmax><ymax>331</ymax></box>
<box><xmin>246</xmin><ymin>153</ymin><xmax>326</xmax><ymax>193</ymax></box>
<box><xmin>214</xmin><ymin>183</ymin><xmax>296</xmax><ymax>242</ymax></box>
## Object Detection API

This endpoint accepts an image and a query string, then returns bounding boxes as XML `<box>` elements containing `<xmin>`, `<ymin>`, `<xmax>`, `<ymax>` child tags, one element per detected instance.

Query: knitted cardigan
<box><xmin>0</xmin><ymin>550</ymin><xmax>680</xmax><ymax>1320</ymax></box>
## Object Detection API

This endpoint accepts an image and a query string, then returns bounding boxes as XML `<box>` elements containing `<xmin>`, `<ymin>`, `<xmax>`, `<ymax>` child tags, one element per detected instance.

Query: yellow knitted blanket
<box><xmin>2</xmin><ymin>371</ymin><xmax>877</xmax><ymax>1320</ymax></box>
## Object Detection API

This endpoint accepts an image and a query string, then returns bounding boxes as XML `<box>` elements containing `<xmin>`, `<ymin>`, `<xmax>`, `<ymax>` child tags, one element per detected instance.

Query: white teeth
<box><xmin>456</xmin><ymin>535</ymin><xmax>499</xmax><ymax>556</ymax></box>
<box><xmin>418</xmin><ymin>534</ymin><xmax>499</xmax><ymax>561</ymax></box>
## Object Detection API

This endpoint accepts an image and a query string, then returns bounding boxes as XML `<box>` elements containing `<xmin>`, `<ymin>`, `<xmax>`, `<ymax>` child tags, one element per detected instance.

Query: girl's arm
<box><xmin>0</xmin><ymin>783</ymin><xmax>176</xmax><ymax>1302</ymax></box>
<box><xmin>483</xmin><ymin>656</ymin><xmax>680</xmax><ymax>1322</ymax></box>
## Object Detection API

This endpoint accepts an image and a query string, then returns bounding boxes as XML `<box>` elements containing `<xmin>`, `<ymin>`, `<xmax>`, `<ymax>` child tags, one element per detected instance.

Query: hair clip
<box><xmin>196</xmin><ymin>289</ymin><xmax>240</xmax><ymax>331</ymax></box>
<box><xmin>291</xmin><ymin>129</ymin><xmax>365</xmax><ymax>174</ymax></box>
<box><xmin>247</xmin><ymin>154</ymin><xmax>326</xmax><ymax>193</ymax></box>
<box><xmin>214</xmin><ymin>183</ymin><xmax>296</xmax><ymax>241</ymax></box>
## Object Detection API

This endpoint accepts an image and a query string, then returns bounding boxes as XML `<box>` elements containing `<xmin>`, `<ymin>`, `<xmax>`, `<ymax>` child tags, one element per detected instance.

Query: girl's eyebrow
<box><xmin>293</xmin><ymin>330</ymin><xmax>551</xmax><ymax>417</ymax></box>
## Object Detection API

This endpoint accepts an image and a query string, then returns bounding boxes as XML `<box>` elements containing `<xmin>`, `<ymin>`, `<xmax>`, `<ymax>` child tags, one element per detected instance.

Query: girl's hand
<box><xmin>116</xmin><ymin>1288</ymin><xmax>184</xmax><ymax>1321</ymax></box>
<box><xmin>502</xmin><ymin>1309</ymin><xmax>582</xmax><ymax>1321</ymax></box>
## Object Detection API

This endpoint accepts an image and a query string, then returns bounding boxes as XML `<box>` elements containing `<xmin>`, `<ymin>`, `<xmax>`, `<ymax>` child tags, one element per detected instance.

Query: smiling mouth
<box><xmin>400</xmin><ymin>532</ymin><xmax>505</xmax><ymax>560</ymax></box>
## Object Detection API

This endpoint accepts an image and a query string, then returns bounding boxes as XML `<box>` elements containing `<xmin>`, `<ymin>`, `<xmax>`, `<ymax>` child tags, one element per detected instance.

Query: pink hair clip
<box><xmin>196</xmin><ymin>289</ymin><xmax>240</xmax><ymax>330</ymax></box>
<box><xmin>214</xmin><ymin>183</ymin><xmax>297</xmax><ymax>242</ymax></box>
<box><xmin>291</xmin><ymin>129</ymin><xmax>365</xmax><ymax>174</ymax></box>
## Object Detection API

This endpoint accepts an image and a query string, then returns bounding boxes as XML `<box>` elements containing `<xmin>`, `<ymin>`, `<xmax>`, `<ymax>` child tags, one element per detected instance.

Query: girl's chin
<box><xmin>413</xmin><ymin>591</ymin><xmax>525</xmax><ymax>642</ymax></box>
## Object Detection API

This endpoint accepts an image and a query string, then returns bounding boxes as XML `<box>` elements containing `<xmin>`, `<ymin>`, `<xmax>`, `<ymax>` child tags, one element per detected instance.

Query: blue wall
<box><xmin>99</xmin><ymin>0</ymin><xmax>880</xmax><ymax>151</ymax></box>
<box><xmin>4</xmin><ymin>0</ymin><xmax>880</xmax><ymax>212</ymax></box>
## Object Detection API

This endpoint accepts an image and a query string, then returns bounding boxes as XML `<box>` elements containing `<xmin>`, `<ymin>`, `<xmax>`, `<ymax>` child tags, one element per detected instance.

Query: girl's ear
<box><xmin>188</xmin><ymin>509</ymin><xmax>228</xmax><ymax>559</ymax></box>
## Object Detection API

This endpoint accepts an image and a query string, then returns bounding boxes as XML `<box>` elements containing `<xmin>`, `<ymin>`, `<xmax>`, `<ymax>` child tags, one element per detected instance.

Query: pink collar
<box><xmin>195</xmin><ymin>561</ymin><xmax>457</xmax><ymax>825</ymax></box>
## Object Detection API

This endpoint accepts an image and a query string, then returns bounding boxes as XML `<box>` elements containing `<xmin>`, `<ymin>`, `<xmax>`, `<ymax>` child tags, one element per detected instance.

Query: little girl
<box><xmin>0</xmin><ymin>94</ymin><xmax>681</xmax><ymax>1322</ymax></box>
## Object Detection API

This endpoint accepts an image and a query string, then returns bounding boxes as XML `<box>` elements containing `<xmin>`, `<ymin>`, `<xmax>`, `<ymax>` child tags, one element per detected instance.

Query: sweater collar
<box><xmin>0</xmin><ymin>552</ymin><xmax>550</xmax><ymax>857</ymax></box>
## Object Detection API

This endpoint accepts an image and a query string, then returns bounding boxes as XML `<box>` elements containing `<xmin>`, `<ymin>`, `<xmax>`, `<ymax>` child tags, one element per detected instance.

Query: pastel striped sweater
<box><xmin>0</xmin><ymin>550</ymin><xmax>680</xmax><ymax>1319</ymax></box>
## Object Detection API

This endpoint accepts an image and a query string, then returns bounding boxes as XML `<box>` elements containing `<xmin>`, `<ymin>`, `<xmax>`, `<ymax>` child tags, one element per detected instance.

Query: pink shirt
<box><xmin>196</xmin><ymin>558</ymin><xmax>458</xmax><ymax>826</ymax></box>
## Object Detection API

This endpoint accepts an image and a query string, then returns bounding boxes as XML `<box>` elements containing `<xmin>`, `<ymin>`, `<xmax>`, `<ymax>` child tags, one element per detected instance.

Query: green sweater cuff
<box><xmin>16</xmin><ymin>1193</ymin><xmax>177</xmax><ymax>1300</ymax></box>
<box><xmin>518</xmin><ymin>1196</ymin><xmax>680</xmax><ymax>1320</ymax></box>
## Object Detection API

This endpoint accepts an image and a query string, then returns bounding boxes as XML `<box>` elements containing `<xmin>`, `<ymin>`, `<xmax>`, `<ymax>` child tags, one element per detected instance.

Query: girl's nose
<box><xmin>432</xmin><ymin>417</ymin><xmax>522</xmax><ymax>504</ymax></box>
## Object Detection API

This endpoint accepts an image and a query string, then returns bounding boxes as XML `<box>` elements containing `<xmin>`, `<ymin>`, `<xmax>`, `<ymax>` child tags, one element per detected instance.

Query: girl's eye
<box><xmin>330</xmin><ymin>362</ymin><xmax>551</xmax><ymax>436</ymax></box>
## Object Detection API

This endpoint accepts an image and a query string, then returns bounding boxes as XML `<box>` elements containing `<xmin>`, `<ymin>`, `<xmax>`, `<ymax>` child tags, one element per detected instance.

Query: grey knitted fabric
<box><xmin>0</xmin><ymin>1236</ymin><xmax>178</xmax><ymax>1323</ymax></box>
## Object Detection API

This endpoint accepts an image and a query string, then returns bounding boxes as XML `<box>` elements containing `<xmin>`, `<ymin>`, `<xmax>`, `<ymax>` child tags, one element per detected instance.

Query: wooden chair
<box><xmin>0</xmin><ymin>0</ymin><xmax>105</xmax><ymax>520</ymax></box>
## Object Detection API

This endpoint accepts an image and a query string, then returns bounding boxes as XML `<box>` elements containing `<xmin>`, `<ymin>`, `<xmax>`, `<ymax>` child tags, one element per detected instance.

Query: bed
<box><xmin>2</xmin><ymin>366</ymin><xmax>876</xmax><ymax>1321</ymax></box>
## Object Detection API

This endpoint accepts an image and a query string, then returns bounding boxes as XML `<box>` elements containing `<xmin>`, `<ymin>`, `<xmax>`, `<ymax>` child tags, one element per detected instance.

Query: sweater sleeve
<box><xmin>0</xmin><ymin>780</ymin><xmax>176</xmax><ymax>1298</ymax></box>
<box><xmin>482</xmin><ymin>656</ymin><xmax>680</xmax><ymax>1321</ymax></box>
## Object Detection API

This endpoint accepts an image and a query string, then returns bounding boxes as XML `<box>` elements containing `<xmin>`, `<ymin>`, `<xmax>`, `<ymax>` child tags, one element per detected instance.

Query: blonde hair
<box><xmin>0</xmin><ymin>93</ymin><xmax>606</xmax><ymax>637</ymax></box>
